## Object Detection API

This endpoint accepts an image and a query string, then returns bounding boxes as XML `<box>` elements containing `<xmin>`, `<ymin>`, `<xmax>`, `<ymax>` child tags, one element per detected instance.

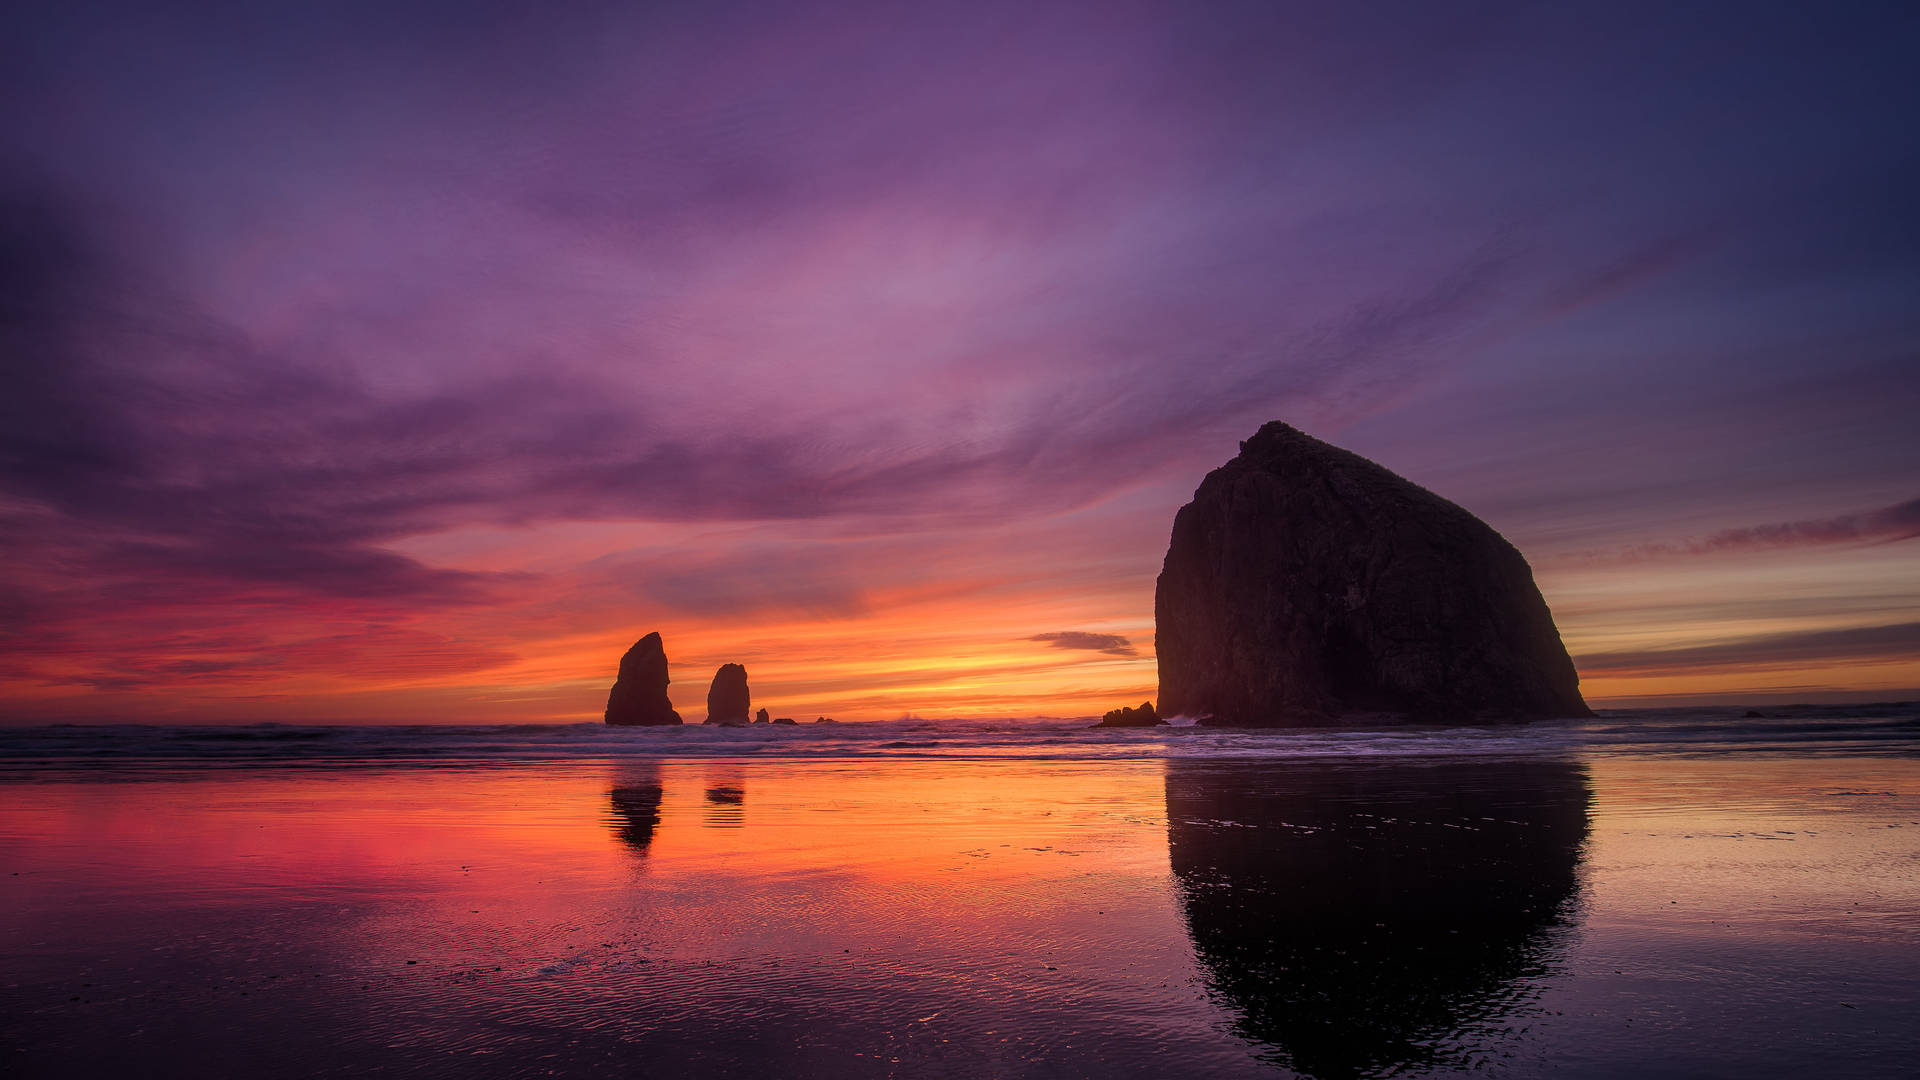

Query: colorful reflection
<box><xmin>2</xmin><ymin>753</ymin><xmax>1917</xmax><ymax>1077</ymax></box>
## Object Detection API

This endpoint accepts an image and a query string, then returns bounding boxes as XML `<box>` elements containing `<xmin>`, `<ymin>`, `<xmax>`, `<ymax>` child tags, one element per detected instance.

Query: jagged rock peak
<box><xmin>603</xmin><ymin>631</ymin><xmax>683</xmax><ymax>726</ymax></box>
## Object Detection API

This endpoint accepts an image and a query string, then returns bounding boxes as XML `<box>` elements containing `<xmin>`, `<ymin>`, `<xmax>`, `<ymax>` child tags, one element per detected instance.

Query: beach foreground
<box><xmin>3</xmin><ymin>711</ymin><xmax>1917</xmax><ymax>1078</ymax></box>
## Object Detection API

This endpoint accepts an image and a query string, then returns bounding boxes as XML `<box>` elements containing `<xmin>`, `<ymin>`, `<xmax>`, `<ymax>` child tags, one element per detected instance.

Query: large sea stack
<box><xmin>603</xmin><ymin>632</ymin><xmax>683</xmax><ymax>726</ymax></box>
<box><xmin>1155</xmin><ymin>421</ymin><xmax>1589</xmax><ymax>726</ymax></box>
<box><xmin>704</xmin><ymin>663</ymin><xmax>751</xmax><ymax>725</ymax></box>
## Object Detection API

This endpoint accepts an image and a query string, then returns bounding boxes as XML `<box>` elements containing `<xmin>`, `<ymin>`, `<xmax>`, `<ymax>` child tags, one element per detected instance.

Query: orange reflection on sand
<box><xmin>3</xmin><ymin>760</ymin><xmax>1171</xmax><ymax>894</ymax></box>
<box><xmin>1578</xmin><ymin>756</ymin><xmax>1920</xmax><ymax>940</ymax></box>
<box><xmin>611</xmin><ymin>759</ymin><xmax>1172</xmax><ymax>886</ymax></box>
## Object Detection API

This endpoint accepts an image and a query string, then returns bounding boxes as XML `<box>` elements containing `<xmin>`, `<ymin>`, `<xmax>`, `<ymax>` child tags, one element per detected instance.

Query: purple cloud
<box><xmin>1030</xmin><ymin>632</ymin><xmax>1137</xmax><ymax>657</ymax></box>
<box><xmin>1568</xmin><ymin>497</ymin><xmax>1920</xmax><ymax>563</ymax></box>
<box><xmin>1578</xmin><ymin>622</ymin><xmax>1920</xmax><ymax>677</ymax></box>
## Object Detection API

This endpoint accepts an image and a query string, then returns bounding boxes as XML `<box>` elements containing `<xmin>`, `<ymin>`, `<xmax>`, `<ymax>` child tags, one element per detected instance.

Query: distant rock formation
<box><xmin>603</xmin><ymin>632</ymin><xmax>683</xmax><ymax>726</ymax></box>
<box><xmin>1094</xmin><ymin>701</ymin><xmax>1164</xmax><ymax>728</ymax></box>
<box><xmin>755</xmin><ymin>708</ymin><xmax>770</xmax><ymax>724</ymax></box>
<box><xmin>1155</xmin><ymin>421</ymin><xmax>1591</xmax><ymax>726</ymax></box>
<box><xmin>773</xmin><ymin>716</ymin><xmax>797</xmax><ymax>725</ymax></box>
<box><xmin>704</xmin><ymin>663</ymin><xmax>751</xmax><ymax>725</ymax></box>
<box><xmin>814</xmin><ymin>717</ymin><xmax>837</xmax><ymax>723</ymax></box>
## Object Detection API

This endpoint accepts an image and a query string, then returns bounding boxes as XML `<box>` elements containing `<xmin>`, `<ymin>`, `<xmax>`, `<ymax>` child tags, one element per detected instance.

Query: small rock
<box><xmin>1094</xmin><ymin>701</ymin><xmax>1165</xmax><ymax>728</ymax></box>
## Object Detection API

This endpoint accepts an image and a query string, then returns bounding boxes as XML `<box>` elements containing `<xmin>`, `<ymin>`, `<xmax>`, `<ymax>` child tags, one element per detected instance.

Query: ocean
<box><xmin>3</xmin><ymin>707</ymin><xmax>1917</xmax><ymax>1078</ymax></box>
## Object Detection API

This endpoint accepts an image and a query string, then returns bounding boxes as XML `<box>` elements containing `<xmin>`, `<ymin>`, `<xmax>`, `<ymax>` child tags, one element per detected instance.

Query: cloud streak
<box><xmin>1577</xmin><ymin>622</ymin><xmax>1920</xmax><ymax>677</ymax></box>
<box><xmin>1569</xmin><ymin>498</ymin><xmax>1920</xmax><ymax>563</ymax></box>
<box><xmin>1029</xmin><ymin>632</ymin><xmax>1137</xmax><ymax>657</ymax></box>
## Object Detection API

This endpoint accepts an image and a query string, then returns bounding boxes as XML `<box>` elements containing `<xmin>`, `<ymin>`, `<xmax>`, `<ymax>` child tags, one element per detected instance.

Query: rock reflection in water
<box><xmin>607</xmin><ymin>763</ymin><xmax>665</xmax><ymax>855</ymax></box>
<box><xmin>704</xmin><ymin>765</ymin><xmax>745</xmax><ymax>828</ymax></box>
<box><xmin>1165</xmin><ymin>757</ymin><xmax>1590</xmax><ymax>1079</ymax></box>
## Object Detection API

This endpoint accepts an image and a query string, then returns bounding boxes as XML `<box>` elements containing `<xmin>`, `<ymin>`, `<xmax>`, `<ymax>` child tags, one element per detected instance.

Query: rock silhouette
<box><xmin>754</xmin><ymin>708</ymin><xmax>770</xmax><ymax>724</ymax></box>
<box><xmin>704</xmin><ymin>663</ymin><xmax>751</xmax><ymax>725</ymax></box>
<box><xmin>603</xmin><ymin>631</ymin><xmax>683</xmax><ymax>726</ymax></box>
<box><xmin>1156</xmin><ymin>421</ymin><xmax>1590</xmax><ymax>726</ymax></box>
<box><xmin>773</xmin><ymin>717</ymin><xmax>797</xmax><ymax>725</ymax></box>
<box><xmin>1093</xmin><ymin>701</ymin><xmax>1163</xmax><ymax>728</ymax></box>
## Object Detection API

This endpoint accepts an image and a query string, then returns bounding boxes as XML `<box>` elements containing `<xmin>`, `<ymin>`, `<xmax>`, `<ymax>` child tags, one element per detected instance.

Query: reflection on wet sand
<box><xmin>703</xmin><ymin>765</ymin><xmax>745</xmax><ymax>828</ymax></box>
<box><xmin>1166</xmin><ymin>758</ymin><xmax>1591</xmax><ymax>1079</ymax></box>
<box><xmin>608</xmin><ymin>763</ymin><xmax>664</xmax><ymax>855</ymax></box>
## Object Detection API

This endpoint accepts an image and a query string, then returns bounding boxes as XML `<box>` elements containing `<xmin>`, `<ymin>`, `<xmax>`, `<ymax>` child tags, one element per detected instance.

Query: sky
<box><xmin>2</xmin><ymin>0</ymin><xmax>1917</xmax><ymax>723</ymax></box>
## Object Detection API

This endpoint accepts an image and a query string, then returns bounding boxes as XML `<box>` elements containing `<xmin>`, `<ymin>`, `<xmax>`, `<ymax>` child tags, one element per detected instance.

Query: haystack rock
<box><xmin>1155</xmin><ymin>421</ymin><xmax>1590</xmax><ymax>726</ymax></box>
<box><xmin>603</xmin><ymin>632</ymin><xmax>683</xmax><ymax>726</ymax></box>
<box><xmin>704</xmin><ymin>663</ymin><xmax>751</xmax><ymax>725</ymax></box>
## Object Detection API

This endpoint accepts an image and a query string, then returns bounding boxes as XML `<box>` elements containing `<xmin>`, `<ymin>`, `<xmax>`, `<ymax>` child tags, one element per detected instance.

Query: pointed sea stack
<box><xmin>1154</xmin><ymin>421</ymin><xmax>1590</xmax><ymax>726</ymax></box>
<box><xmin>603</xmin><ymin>632</ymin><xmax>683</xmax><ymax>726</ymax></box>
<box><xmin>704</xmin><ymin>663</ymin><xmax>751</xmax><ymax>725</ymax></box>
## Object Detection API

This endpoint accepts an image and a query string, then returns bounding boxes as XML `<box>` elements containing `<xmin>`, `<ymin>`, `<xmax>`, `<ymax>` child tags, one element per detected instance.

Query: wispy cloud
<box><xmin>1578</xmin><ymin>621</ymin><xmax>1920</xmax><ymax>677</ymax></box>
<box><xmin>1029</xmin><ymin>632</ymin><xmax>1137</xmax><ymax>657</ymax></box>
<box><xmin>1569</xmin><ymin>498</ymin><xmax>1920</xmax><ymax>563</ymax></box>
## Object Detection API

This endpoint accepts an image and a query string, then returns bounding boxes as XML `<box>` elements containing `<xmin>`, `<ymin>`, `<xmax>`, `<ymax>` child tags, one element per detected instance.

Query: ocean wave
<box><xmin>0</xmin><ymin>704</ymin><xmax>1915</xmax><ymax>771</ymax></box>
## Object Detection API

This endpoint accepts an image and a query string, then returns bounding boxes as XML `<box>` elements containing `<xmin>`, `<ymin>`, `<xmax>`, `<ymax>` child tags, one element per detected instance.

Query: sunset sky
<box><xmin>2</xmin><ymin>0</ymin><xmax>1916</xmax><ymax>723</ymax></box>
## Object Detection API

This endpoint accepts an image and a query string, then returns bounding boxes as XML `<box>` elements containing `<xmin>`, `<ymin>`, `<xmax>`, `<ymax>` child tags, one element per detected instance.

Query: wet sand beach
<box><xmin>2</xmin><ymin>711</ymin><xmax>1917</xmax><ymax>1078</ymax></box>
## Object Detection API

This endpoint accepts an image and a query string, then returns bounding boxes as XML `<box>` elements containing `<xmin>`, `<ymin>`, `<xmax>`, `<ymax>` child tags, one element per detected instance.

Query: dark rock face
<box><xmin>1093</xmin><ymin>701</ymin><xmax>1163</xmax><ymax>728</ymax></box>
<box><xmin>1155</xmin><ymin>421</ymin><xmax>1590</xmax><ymax>726</ymax></box>
<box><xmin>704</xmin><ymin>663</ymin><xmax>751</xmax><ymax>725</ymax></box>
<box><xmin>603</xmin><ymin>632</ymin><xmax>683</xmax><ymax>726</ymax></box>
<box><xmin>754</xmin><ymin>708</ymin><xmax>770</xmax><ymax>724</ymax></box>
<box><xmin>772</xmin><ymin>717</ymin><xmax>797</xmax><ymax>725</ymax></box>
